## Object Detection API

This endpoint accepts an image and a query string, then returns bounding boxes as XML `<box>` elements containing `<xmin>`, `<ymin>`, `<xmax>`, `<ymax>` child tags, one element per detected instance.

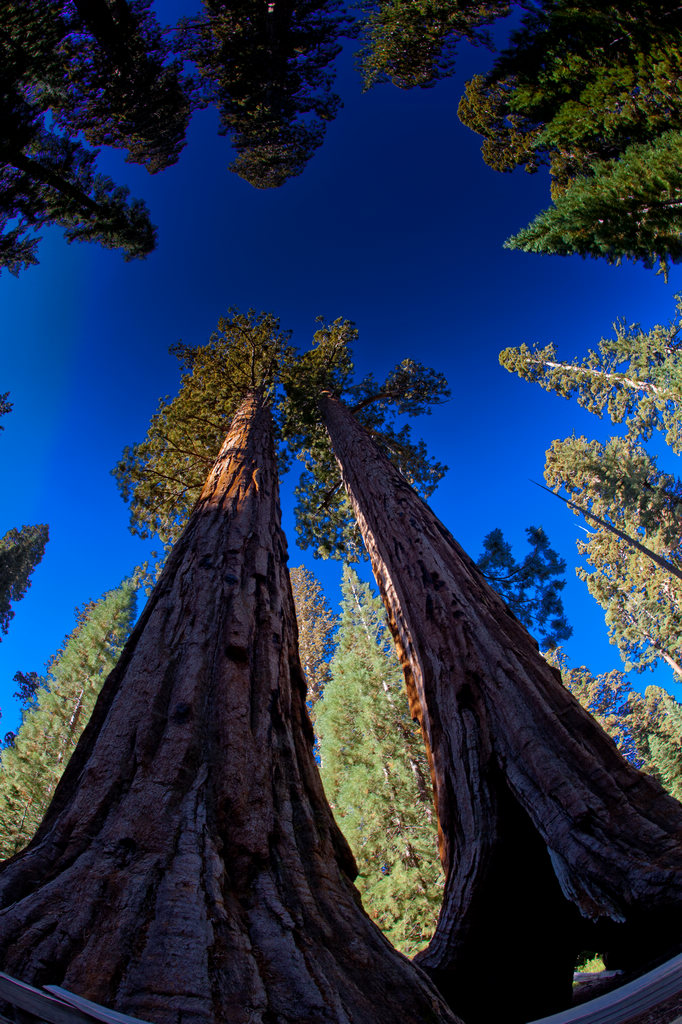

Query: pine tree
<box><xmin>316</xmin><ymin>566</ymin><xmax>442</xmax><ymax>956</ymax></box>
<box><xmin>544</xmin><ymin>649</ymin><xmax>639</xmax><ymax>765</ymax></box>
<box><xmin>0</xmin><ymin>0</ymin><xmax>159</xmax><ymax>273</ymax></box>
<box><xmin>475</xmin><ymin>525</ymin><xmax>572</xmax><ymax>649</ymax></box>
<box><xmin>627</xmin><ymin>686</ymin><xmax>682</xmax><ymax>801</ymax></box>
<box><xmin>0</xmin><ymin>580</ymin><xmax>137</xmax><ymax>860</ymax></box>
<box><xmin>356</xmin><ymin>0</ymin><xmax>509</xmax><ymax>90</ymax></box>
<box><xmin>547</xmin><ymin>650</ymin><xmax>682</xmax><ymax>803</ymax></box>
<box><xmin>544</xmin><ymin>436</ymin><xmax>682</xmax><ymax>677</ymax></box>
<box><xmin>499</xmin><ymin>300</ymin><xmax>682</xmax><ymax>454</ymax></box>
<box><xmin>176</xmin><ymin>0</ymin><xmax>346</xmax><ymax>187</ymax></box>
<box><xmin>504</xmin><ymin>131</ymin><xmax>682</xmax><ymax>277</ymax></box>
<box><xmin>289</xmin><ymin>564</ymin><xmax>336</xmax><ymax>709</ymax></box>
<box><xmin>458</xmin><ymin>1</ymin><xmax>682</xmax><ymax>272</ymax></box>
<box><xmin>52</xmin><ymin>0</ymin><xmax>192</xmax><ymax>174</ymax></box>
<box><xmin>0</xmin><ymin>524</ymin><xmax>49</xmax><ymax>638</ymax></box>
<box><xmin>502</xmin><ymin>301</ymin><xmax>682</xmax><ymax>679</ymax></box>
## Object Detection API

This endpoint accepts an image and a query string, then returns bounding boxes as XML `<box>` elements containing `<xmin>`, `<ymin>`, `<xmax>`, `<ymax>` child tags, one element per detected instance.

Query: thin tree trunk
<box><xmin>0</xmin><ymin>391</ymin><xmax>459</xmax><ymax>1024</ymax></box>
<box><xmin>319</xmin><ymin>390</ymin><xmax>682</xmax><ymax>1024</ymax></box>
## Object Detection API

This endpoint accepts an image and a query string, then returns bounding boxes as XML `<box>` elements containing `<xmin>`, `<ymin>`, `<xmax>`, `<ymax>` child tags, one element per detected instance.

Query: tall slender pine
<box><xmin>316</xmin><ymin>566</ymin><xmax>442</xmax><ymax>956</ymax></box>
<box><xmin>0</xmin><ymin>580</ymin><xmax>137</xmax><ymax>860</ymax></box>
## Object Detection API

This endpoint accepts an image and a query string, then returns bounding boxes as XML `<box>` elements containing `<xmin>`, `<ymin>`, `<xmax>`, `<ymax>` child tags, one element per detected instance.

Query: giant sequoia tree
<box><xmin>0</xmin><ymin>387</ymin><xmax>458</xmax><ymax>1024</ymax></box>
<box><xmin>318</xmin><ymin>390</ymin><xmax>682</xmax><ymax>1024</ymax></box>
<box><xmin>110</xmin><ymin>309</ymin><xmax>682</xmax><ymax>1022</ymax></box>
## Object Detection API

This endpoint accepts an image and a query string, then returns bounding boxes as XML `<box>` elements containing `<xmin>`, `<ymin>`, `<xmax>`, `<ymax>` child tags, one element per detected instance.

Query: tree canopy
<box><xmin>502</xmin><ymin>299</ymin><xmax>682</xmax><ymax>678</ymax></box>
<box><xmin>0</xmin><ymin>0</ymin><xmax>168</xmax><ymax>274</ymax></box>
<box><xmin>356</xmin><ymin>0</ymin><xmax>509</xmax><ymax>90</ymax></box>
<box><xmin>0</xmin><ymin>525</ymin><xmax>49</xmax><ymax>640</ymax></box>
<box><xmin>458</xmin><ymin>1</ymin><xmax>682</xmax><ymax>273</ymax></box>
<box><xmin>176</xmin><ymin>0</ymin><xmax>347</xmax><ymax>187</ymax></box>
<box><xmin>113</xmin><ymin>309</ymin><xmax>449</xmax><ymax>560</ymax></box>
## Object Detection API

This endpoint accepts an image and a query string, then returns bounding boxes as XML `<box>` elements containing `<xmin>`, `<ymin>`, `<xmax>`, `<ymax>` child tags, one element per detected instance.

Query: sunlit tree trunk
<box><xmin>0</xmin><ymin>391</ymin><xmax>459</xmax><ymax>1024</ymax></box>
<box><xmin>319</xmin><ymin>390</ymin><xmax>682</xmax><ymax>1024</ymax></box>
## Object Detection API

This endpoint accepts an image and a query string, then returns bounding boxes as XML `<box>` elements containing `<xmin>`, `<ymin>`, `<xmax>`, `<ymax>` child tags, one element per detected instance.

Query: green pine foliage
<box><xmin>545</xmin><ymin>649</ymin><xmax>639</xmax><ymax>764</ymax></box>
<box><xmin>544</xmin><ymin>437</ymin><xmax>682</xmax><ymax>678</ymax></box>
<box><xmin>356</xmin><ymin>0</ymin><xmax>509</xmax><ymax>90</ymax></box>
<box><xmin>1</xmin><ymin>0</ymin><xmax>163</xmax><ymax>274</ymax></box>
<box><xmin>458</xmin><ymin>1</ymin><xmax>682</xmax><ymax>271</ymax></box>
<box><xmin>0</xmin><ymin>580</ymin><xmax>137</xmax><ymax>860</ymax></box>
<box><xmin>504</xmin><ymin>131</ymin><xmax>682</xmax><ymax>277</ymax></box>
<box><xmin>316</xmin><ymin>566</ymin><xmax>443</xmax><ymax>956</ymax></box>
<box><xmin>628</xmin><ymin>686</ymin><xmax>682</xmax><ymax>801</ymax></box>
<box><xmin>0</xmin><ymin>524</ymin><xmax>49</xmax><ymax>638</ymax></box>
<box><xmin>500</xmin><ymin>301</ymin><xmax>682</xmax><ymax>453</ymax></box>
<box><xmin>502</xmin><ymin>299</ymin><xmax>682</xmax><ymax>680</ymax></box>
<box><xmin>476</xmin><ymin>525</ymin><xmax>572</xmax><ymax>648</ymax></box>
<box><xmin>113</xmin><ymin>309</ymin><xmax>296</xmax><ymax>549</ymax></box>
<box><xmin>176</xmin><ymin>0</ymin><xmax>347</xmax><ymax>188</ymax></box>
<box><xmin>547</xmin><ymin>650</ymin><xmax>682</xmax><ymax>802</ymax></box>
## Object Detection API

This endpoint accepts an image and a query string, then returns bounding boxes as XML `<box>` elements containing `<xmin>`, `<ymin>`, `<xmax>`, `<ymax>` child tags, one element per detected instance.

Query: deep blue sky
<box><xmin>1</xmin><ymin>2</ymin><xmax>680</xmax><ymax>733</ymax></box>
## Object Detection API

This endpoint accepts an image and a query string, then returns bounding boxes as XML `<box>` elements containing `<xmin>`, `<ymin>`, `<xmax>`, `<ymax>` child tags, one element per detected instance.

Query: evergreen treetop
<box><xmin>500</xmin><ymin>300</ymin><xmax>682</xmax><ymax>452</ymax></box>
<box><xmin>0</xmin><ymin>0</ymin><xmax>161</xmax><ymax>274</ymax></box>
<box><xmin>113</xmin><ymin>309</ymin><xmax>449</xmax><ymax>559</ymax></box>
<box><xmin>457</xmin><ymin>0</ymin><xmax>682</xmax><ymax>271</ymax></box>
<box><xmin>545</xmin><ymin>435</ymin><xmax>682</xmax><ymax>677</ymax></box>
<box><xmin>0</xmin><ymin>524</ymin><xmax>49</xmax><ymax>639</ymax></box>
<box><xmin>175</xmin><ymin>0</ymin><xmax>348</xmax><ymax>187</ymax></box>
<box><xmin>290</xmin><ymin>564</ymin><xmax>337</xmax><ymax>709</ymax></box>
<box><xmin>356</xmin><ymin>0</ymin><xmax>510</xmax><ymax>90</ymax></box>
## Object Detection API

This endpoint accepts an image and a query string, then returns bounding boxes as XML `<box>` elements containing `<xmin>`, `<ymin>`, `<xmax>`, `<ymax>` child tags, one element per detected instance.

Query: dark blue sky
<box><xmin>1</xmin><ymin>3</ymin><xmax>680</xmax><ymax>733</ymax></box>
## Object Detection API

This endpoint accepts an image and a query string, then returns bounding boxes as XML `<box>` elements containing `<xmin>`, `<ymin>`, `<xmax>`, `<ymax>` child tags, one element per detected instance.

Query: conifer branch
<box><xmin>532</xmin><ymin>479</ymin><xmax>682</xmax><ymax>584</ymax></box>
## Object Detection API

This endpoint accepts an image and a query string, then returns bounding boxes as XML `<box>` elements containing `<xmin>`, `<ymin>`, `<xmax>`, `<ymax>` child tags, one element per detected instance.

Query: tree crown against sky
<box><xmin>500</xmin><ymin>298</ymin><xmax>682</xmax><ymax>452</ymax></box>
<box><xmin>458</xmin><ymin>0</ymin><xmax>682</xmax><ymax>274</ymax></box>
<box><xmin>502</xmin><ymin>298</ymin><xmax>682</xmax><ymax>679</ymax></box>
<box><xmin>113</xmin><ymin>308</ymin><xmax>449</xmax><ymax>559</ymax></box>
<box><xmin>355</xmin><ymin>0</ymin><xmax>510</xmax><ymax>90</ymax></box>
<box><xmin>475</xmin><ymin>524</ymin><xmax>572</xmax><ymax>649</ymax></box>
<box><xmin>0</xmin><ymin>0</ymin><xmax>178</xmax><ymax>274</ymax></box>
<box><xmin>175</xmin><ymin>0</ymin><xmax>350</xmax><ymax>187</ymax></box>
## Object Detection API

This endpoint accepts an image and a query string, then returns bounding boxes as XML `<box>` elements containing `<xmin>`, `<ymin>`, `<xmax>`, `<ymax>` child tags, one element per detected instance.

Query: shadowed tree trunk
<box><xmin>0</xmin><ymin>391</ymin><xmax>460</xmax><ymax>1024</ymax></box>
<box><xmin>319</xmin><ymin>390</ymin><xmax>682</xmax><ymax>1024</ymax></box>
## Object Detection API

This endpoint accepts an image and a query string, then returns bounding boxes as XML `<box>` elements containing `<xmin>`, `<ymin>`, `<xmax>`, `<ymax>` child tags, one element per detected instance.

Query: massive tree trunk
<box><xmin>0</xmin><ymin>391</ymin><xmax>459</xmax><ymax>1024</ymax></box>
<box><xmin>319</xmin><ymin>390</ymin><xmax>682</xmax><ymax>1024</ymax></box>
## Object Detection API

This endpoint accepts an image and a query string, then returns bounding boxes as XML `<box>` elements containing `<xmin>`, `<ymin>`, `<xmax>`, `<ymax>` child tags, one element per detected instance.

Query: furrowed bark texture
<box><xmin>319</xmin><ymin>391</ymin><xmax>682</xmax><ymax>1024</ymax></box>
<box><xmin>0</xmin><ymin>392</ymin><xmax>459</xmax><ymax>1024</ymax></box>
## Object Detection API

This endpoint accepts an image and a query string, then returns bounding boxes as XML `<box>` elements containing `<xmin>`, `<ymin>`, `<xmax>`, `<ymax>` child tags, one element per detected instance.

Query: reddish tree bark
<box><xmin>0</xmin><ymin>392</ymin><xmax>459</xmax><ymax>1024</ymax></box>
<box><xmin>319</xmin><ymin>390</ymin><xmax>682</xmax><ymax>1024</ymax></box>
